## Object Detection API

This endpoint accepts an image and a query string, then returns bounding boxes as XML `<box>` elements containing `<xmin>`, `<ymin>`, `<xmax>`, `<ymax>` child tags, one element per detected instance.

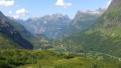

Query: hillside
<box><xmin>17</xmin><ymin>12</ymin><xmax>100</xmax><ymax>39</ymax></box>
<box><xmin>14</xmin><ymin>12</ymin><xmax>100</xmax><ymax>50</ymax></box>
<box><xmin>57</xmin><ymin>0</ymin><xmax>121</xmax><ymax>57</ymax></box>
<box><xmin>70</xmin><ymin>11</ymin><xmax>100</xmax><ymax>31</ymax></box>
<box><xmin>0</xmin><ymin>49</ymin><xmax>121</xmax><ymax>68</ymax></box>
<box><xmin>21</xmin><ymin>14</ymin><xmax>71</xmax><ymax>39</ymax></box>
<box><xmin>0</xmin><ymin>33</ymin><xmax>20</xmax><ymax>49</ymax></box>
<box><xmin>0</xmin><ymin>11</ymin><xmax>33</xmax><ymax>49</ymax></box>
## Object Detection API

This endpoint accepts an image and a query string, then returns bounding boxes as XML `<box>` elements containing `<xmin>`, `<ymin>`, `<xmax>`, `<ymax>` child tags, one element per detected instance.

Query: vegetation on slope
<box><xmin>51</xmin><ymin>0</ymin><xmax>121</xmax><ymax>57</ymax></box>
<box><xmin>0</xmin><ymin>33</ymin><xmax>20</xmax><ymax>49</ymax></box>
<box><xmin>0</xmin><ymin>49</ymin><xmax>121</xmax><ymax>68</ymax></box>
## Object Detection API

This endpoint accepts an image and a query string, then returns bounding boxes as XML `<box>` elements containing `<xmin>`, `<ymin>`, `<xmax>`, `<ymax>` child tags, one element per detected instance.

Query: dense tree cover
<box><xmin>0</xmin><ymin>49</ymin><xmax>121</xmax><ymax>68</ymax></box>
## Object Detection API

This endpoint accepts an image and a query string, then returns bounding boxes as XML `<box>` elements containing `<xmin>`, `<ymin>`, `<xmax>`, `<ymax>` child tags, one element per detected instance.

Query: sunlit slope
<box><xmin>0</xmin><ymin>49</ymin><xmax>120</xmax><ymax>68</ymax></box>
<box><xmin>59</xmin><ymin>0</ymin><xmax>121</xmax><ymax>57</ymax></box>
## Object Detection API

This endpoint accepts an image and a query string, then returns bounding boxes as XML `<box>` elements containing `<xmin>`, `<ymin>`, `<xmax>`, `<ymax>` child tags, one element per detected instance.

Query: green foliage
<box><xmin>52</xmin><ymin>0</ymin><xmax>121</xmax><ymax>58</ymax></box>
<box><xmin>29</xmin><ymin>35</ymin><xmax>53</xmax><ymax>50</ymax></box>
<box><xmin>0</xmin><ymin>49</ymin><xmax>61</xmax><ymax>68</ymax></box>
<box><xmin>105</xmin><ymin>9</ymin><xmax>121</xmax><ymax>20</ymax></box>
<box><xmin>0</xmin><ymin>33</ymin><xmax>20</xmax><ymax>49</ymax></box>
<box><xmin>0</xmin><ymin>49</ymin><xmax>121</xmax><ymax>68</ymax></box>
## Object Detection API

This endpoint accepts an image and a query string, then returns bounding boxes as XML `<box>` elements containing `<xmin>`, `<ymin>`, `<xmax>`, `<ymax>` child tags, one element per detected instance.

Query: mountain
<box><xmin>8</xmin><ymin>17</ymin><xmax>35</xmax><ymax>42</ymax></box>
<box><xmin>71</xmin><ymin>10</ymin><xmax>101</xmax><ymax>31</ymax></box>
<box><xmin>9</xmin><ymin>18</ymin><xmax>53</xmax><ymax>50</ymax></box>
<box><xmin>13</xmin><ymin>12</ymin><xmax>100</xmax><ymax>50</ymax></box>
<box><xmin>58</xmin><ymin>0</ymin><xmax>121</xmax><ymax>57</ymax></box>
<box><xmin>17</xmin><ymin>12</ymin><xmax>100</xmax><ymax>40</ymax></box>
<box><xmin>0</xmin><ymin>11</ymin><xmax>33</xmax><ymax>49</ymax></box>
<box><xmin>21</xmin><ymin>14</ymin><xmax>71</xmax><ymax>39</ymax></box>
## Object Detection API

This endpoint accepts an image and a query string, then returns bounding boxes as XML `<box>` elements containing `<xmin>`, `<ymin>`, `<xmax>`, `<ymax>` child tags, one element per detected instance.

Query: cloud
<box><xmin>12</xmin><ymin>8</ymin><xmax>28</xmax><ymax>19</ymax></box>
<box><xmin>8</xmin><ymin>10</ymin><xmax>12</xmax><ymax>14</ymax></box>
<box><xmin>16</xmin><ymin>8</ymin><xmax>28</xmax><ymax>16</ymax></box>
<box><xmin>79</xmin><ymin>8</ymin><xmax>106</xmax><ymax>15</ymax></box>
<box><xmin>55</xmin><ymin>0</ymin><xmax>72</xmax><ymax>8</ymax></box>
<box><xmin>0</xmin><ymin>0</ymin><xmax>14</xmax><ymax>7</ymax></box>
<box><xmin>105</xmin><ymin>0</ymin><xmax>112</xmax><ymax>8</ymax></box>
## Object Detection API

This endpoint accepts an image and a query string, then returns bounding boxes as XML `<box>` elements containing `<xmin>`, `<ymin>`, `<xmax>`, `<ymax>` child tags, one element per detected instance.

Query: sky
<box><xmin>0</xmin><ymin>0</ymin><xmax>112</xmax><ymax>20</ymax></box>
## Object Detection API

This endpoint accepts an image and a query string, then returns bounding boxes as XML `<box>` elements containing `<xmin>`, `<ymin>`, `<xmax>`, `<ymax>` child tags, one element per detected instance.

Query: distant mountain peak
<box><xmin>41</xmin><ymin>13</ymin><xmax>70</xmax><ymax>20</ymax></box>
<box><xmin>78</xmin><ymin>8</ymin><xmax>106</xmax><ymax>15</ymax></box>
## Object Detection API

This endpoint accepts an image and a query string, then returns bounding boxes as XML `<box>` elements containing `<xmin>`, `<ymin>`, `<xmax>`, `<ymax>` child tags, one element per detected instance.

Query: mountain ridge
<box><xmin>16</xmin><ymin>12</ymin><xmax>101</xmax><ymax>39</ymax></box>
<box><xmin>57</xmin><ymin>0</ymin><xmax>121</xmax><ymax>57</ymax></box>
<box><xmin>0</xmin><ymin>11</ymin><xmax>33</xmax><ymax>49</ymax></box>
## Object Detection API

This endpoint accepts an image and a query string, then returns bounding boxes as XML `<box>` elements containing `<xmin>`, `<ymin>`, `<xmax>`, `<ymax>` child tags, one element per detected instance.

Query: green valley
<box><xmin>1</xmin><ymin>0</ymin><xmax>121</xmax><ymax>68</ymax></box>
<box><xmin>0</xmin><ymin>49</ymin><xmax>121</xmax><ymax>68</ymax></box>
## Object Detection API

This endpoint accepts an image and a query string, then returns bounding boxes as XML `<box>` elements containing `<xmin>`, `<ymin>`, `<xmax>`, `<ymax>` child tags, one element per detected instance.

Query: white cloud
<box><xmin>56</xmin><ymin>0</ymin><xmax>64</xmax><ymax>6</ymax></box>
<box><xmin>8</xmin><ymin>10</ymin><xmax>12</xmax><ymax>14</ymax></box>
<box><xmin>16</xmin><ymin>8</ymin><xmax>28</xmax><ymax>16</ymax></box>
<box><xmin>0</xmin><ymin>0</ymin><xmax>14</xmax><ymax>7</ymax></box>
<box><xmin>55</xmin><ymin>0</ymin><xmax>72</xmax><ymax>8</ymax></box>
<box><xmin>13</xmin><ymin>15</ymin><xmax>19</xmax><ymax>19</ymax></box>
<box><xmin>79</xmin><ymin>8</ymin><xmax>106</xmax><ymax>15</ymax></box>
<box><xmin>12</xmin><ymin>8</ymin><xmax>28</xmax><ymax>19</ymax></box>
<box><xmin>105</xmin><ymin>0</ymin><xmax>112</xmax><ymax>8</ymax></box>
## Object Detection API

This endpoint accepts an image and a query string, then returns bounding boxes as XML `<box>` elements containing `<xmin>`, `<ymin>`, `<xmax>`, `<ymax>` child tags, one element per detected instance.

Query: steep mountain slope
<box><xmin>7</xmin><ymin>17</ymin><xmax>35</xmax><ymax>43</ymax></box>
<box><xmin>59</xmin><ymin>0</ymin><xmax>121</xmax><ymax>57</ymax></box>
<box><xmin>18</xmin><ymin>12</ymin><xmax>100</xmax><ymax>39</ymax></box>
<box><xmin>0</xmin><ymin>33</ymin><xmax>20</xmax><ymax>49</ymax></box>
<box><xmin>70</xmin><ymin>11</ymin><xmax>101</xmax><ymax>31</ymax></box>
<box><xmin>21</xmin><ymin>14</ymin><xmax>71</xmax><ymax>39</ymax></box>
<box><xmin>14</xmin><ymin>13</ymin><xmax>100</xmax><ymax>49</ymax></box>
<box><xmin>10</xmin><ymin>18</ymin><xmax>52</xmax><ymax>50</ymax></box>
<box><xmin>0</xmin><ymin>11</ymin><xmax>33</xmax><ymax>49</ymax></box>
<box><xmin>14</xmin><ymin>12</ymin><xmax>101</xmax><ymax>50</ymax></box>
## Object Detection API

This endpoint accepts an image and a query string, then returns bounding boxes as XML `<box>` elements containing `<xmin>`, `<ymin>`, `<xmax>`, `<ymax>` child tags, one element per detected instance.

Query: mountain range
<box><xmin>15</xmin><ymin>11</ymin><xmax>101</xmax><ymax>39</ymax></box>
<box><xmin>1</xmin><ymin>7</ymin><xmax>103</xmax><ymax>50</ymax></box>
<box><xmin>0</xmin><ymin>0</ymin><xmax>120</xmax><ymax>57</ymax></box>
<box><xmin>54</xmin><ymin>0</ymin><xmax>121</xmax><ymax>57</ymax></box>
<box><xmin>1</xmin><ymin>0</ymin><xmax>121</xmax><ymax>67</ymax></box>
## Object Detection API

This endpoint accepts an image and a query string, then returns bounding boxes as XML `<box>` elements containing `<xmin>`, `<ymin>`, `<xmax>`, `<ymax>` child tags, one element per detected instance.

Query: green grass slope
<box><xmin>54</xmin><ymin>0</ymin><xmax>121</xmax><ymax>57</ymax></box>
<box><xmin>79</xmin><ymin>0</ymin><xmax>121</xmax><ymax>57</ymax></box>
<box><xmin>0</xmin><ymin>49</ymin><xmax>121</xmax><ymax>68</ymax></box>
<box><xmin>0</xmin><ymin>33</ymin><xmax>20</xmax><ymax>49</ymax></box>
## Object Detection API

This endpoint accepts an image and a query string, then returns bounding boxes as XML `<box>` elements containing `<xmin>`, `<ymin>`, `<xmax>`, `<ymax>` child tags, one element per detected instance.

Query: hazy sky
<box><xmin>0</xmin><ymin>0</ymin><xmax>112</xmax><ymax>19</ymax></box>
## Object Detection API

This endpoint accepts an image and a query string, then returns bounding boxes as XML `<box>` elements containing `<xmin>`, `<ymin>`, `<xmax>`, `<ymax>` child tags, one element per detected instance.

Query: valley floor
<box><xmin>0</xmin><ymin>49</ymin><xmax>121</xmax><ymax>68</ymax></box>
